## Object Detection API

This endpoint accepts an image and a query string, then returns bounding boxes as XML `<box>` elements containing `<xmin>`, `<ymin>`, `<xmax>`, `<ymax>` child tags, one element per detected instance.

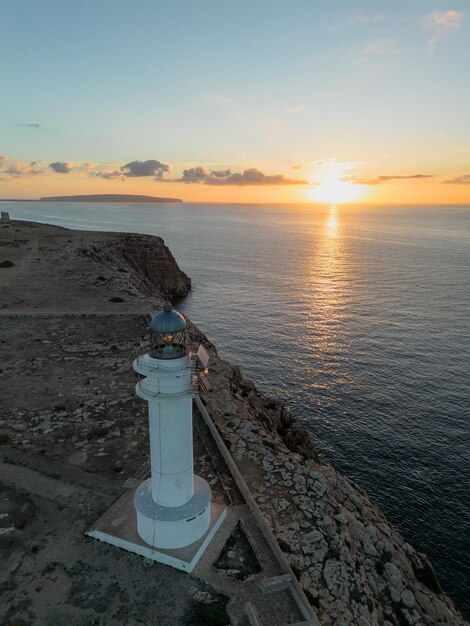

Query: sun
<box><xmin>305</xmin><ymin>160</ymin><xmax>367</xmax><ymax>204</ymax></box>
<box><xmin>313</xmin><ymin>178</ymin><xmax>365</xmax><ymax>203</ymax></box>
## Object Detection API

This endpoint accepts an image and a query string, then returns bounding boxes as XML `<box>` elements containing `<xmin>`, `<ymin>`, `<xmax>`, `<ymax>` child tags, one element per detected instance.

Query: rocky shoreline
<box><xmin>187</xmin><ymin>323</ymin><xmax>466</xmax><ymax>625</ymax></box>
<box><xmin>0</xmin><ymin>220</ymin><xmax>467</xmax><ymax>625</ymax></box>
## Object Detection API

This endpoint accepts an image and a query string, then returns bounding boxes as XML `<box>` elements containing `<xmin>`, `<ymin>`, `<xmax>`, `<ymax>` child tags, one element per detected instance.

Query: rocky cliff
<box><xmin>188</xmin><ymin>325</ymin><xmax>467</xmax><ymax>626</ymax></box>
<box><xmin>0</xmin><ymin>221</ymin><xmax>191</xmax><ymax>312</ymax></box>
<box><xmin>79</xmin><ymin>233</ymin><xmax>191</xmax><ymax>300</ymax></box>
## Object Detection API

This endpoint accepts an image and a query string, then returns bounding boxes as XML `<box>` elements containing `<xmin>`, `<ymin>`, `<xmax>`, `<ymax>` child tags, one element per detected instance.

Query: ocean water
<box><xmin>4</xmin><ymin>201</ymin><xmax>470</xmax><ymax>615</ymax></box>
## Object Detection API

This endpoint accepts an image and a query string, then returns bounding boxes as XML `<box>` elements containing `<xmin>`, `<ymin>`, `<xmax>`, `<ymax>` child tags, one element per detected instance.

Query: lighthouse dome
<box><xmin>150</xmin><ymin>301</ymin><xmax>186</xmax><ymax>334</ymax></box>
<box><xmin>149</xmin><ymin>302</ymin><xmax>187</xmax><ymax>359</ymax></box>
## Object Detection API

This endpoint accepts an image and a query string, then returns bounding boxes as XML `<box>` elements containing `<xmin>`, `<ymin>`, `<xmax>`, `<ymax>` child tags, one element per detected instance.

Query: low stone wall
<box><xmin>196</xmin><ymin>396</ymin><xmax>320</xmax><ymax>626</ymax></box>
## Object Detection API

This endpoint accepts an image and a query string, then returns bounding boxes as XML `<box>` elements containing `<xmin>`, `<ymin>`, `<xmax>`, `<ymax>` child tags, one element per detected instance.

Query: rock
<box><xmin>81</xmin><ymin>234</ymin><xmax>191</xmax><ymax>299</ymax></box>
<box><xmin>306</xmin><ymin>540</ymin><xmax>328</xmax><ymax>563</ymax></box>
<box><xmin>382</xmin><ymin>542</ymin><xmax>395</xmax><ymax>559</ymax></box>
<box><xmin>400</xmin><ymin>607</ymin><xmax>417</xmax><ymax>625</ymax></box>
<box><xmin>274</xmin><ymin>498</ymin><xmax>291</xmax><ymax>513</ymax></box>
<box><xmin>323</xmin><ymin>559</ymin><xmax>341</xmax><ymax>593</ymax></box>
<box><xmin>383</xmin><ymin>562</ymin><xmax>402</xmax><ymax>586</ymax></box>
<box><xmin>401</xmin><ymin>589</ymin><xmax>415</xmax><ymax>608</ymax></box>
<box><xmin>304</xmin><ymin>530</ymin><xmax>324</xmax><ymax>544</ymax></box>
<box><xmin>377</xmin><ymin>523</ymin><xmax>392</xmax><ymax>538</ymax></box>
<box><xmin>412</xmin><ymin>551</ymin><xmax>443</xmax><ymax>594</ymax></box>
<box><xmin>312</xmin><ymin>480</ymin><xmax>327</xmax><ymax>498</ymax></box>
<box><xmin>223</xmin><ymin>401</ymin><xmax>237</xmax><ymax>416</ymax></box>
<box><xmin>362</xmin><ymin>539</ymin><xmax>378</xmax><ymax>557</ymax></box>
<box><xmin>414</xmin><ymin>590</ymin><xmax>436</xmax><ymax>617</ymax></box>
<box><xmin>348</xmin><ymin>492</ymin><xmax>364</xmax><ymax>511</ymax></box>
<box><xmin>389</xmin><ymin>585</ymin><xmax>402</xmax><ymax>603</ymax></box>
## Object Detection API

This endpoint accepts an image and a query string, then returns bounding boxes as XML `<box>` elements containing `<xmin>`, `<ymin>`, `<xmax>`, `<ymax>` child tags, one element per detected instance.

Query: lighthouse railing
<box><xmin>133</xmin><ymin>352</ymin><xmax>196</xmax><ymax>373</ymax></box>
<box><xmin>136</xmin><ymin>378</ymin><xmax>198</xmax><ymax>397</ymax></box>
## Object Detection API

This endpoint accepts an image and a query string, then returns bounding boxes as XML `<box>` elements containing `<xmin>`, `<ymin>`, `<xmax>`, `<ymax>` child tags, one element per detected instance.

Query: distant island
<box><xmin>40</xmin><ymin>194</ymin><xmax>183</xmax><ymax>203</ymax></box>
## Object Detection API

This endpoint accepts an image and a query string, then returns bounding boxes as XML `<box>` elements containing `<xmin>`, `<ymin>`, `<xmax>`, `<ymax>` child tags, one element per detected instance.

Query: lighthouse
<box><xmin>132</xmin><ymin>302</ymin><xmax>212</xmax><ymax>549</ymax></box>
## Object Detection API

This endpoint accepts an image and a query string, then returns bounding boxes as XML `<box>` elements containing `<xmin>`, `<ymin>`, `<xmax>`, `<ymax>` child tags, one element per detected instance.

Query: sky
<box><xmin>1</xmin><ymin>0</ymin><xmax>469</xmax><ymax>204</ymax></box>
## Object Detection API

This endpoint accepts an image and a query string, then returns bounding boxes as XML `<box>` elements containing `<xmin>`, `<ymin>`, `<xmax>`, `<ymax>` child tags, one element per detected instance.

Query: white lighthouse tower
<box><xmin>132</xmin><ymin>302</ymin><xmax>212</xmax><ymax>550</ymax></box>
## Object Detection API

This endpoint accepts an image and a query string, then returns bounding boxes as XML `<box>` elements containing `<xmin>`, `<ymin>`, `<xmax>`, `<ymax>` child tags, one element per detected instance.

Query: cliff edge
<box><xmin>0</xmin><ymin>221</ymin><xmax>466</xmax><ymax>626</ymax></box>
<box><xmin>193</xmin><ymin>335</ymin><xmax>465</xmax><ymax>625</ymax></box>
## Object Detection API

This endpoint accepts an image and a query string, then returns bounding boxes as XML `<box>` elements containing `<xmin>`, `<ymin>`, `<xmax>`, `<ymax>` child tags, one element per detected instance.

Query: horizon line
<box><xmin>1</xmin><ymin>198</ymin><xmax>470</xmax><ymax>208</ymax></box>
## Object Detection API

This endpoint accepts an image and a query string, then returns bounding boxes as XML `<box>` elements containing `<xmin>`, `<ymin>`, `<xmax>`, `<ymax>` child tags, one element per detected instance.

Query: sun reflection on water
<box><xmin>312</xmin><ymin>205</ymin><xmax>343</xmax><ymax>320</ymax></box>
<box><xmin>302</xmin><ymin>204</ymin><xmax>355</xmax><ymax>416</ymax></box>
<box><xmin>326</xmin><ymin>205</ymin><xmax>338</xmax><ymax>233</ymax></box>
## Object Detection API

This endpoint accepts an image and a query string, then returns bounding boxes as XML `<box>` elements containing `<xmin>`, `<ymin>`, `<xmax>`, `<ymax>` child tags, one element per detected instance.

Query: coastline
<box><xmin>0</xmin><ymin>220</ymin><xmax>466</xmax><ymax>625</ymax></box>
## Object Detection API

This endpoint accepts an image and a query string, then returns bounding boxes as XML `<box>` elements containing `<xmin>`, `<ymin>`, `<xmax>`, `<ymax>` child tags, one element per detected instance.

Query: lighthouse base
<box><xmin>134</xmin><ymin>475</ymin><xmax>212</xmax><ymax>549</ymax></box>
<box><xmin>86</xmin><ymin>482</ymin><xmax>226</xmax><ymax>573</ymax></box>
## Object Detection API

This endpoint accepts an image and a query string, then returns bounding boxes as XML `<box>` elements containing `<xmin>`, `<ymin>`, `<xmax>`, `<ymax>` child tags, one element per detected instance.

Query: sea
<box><xmin>3</xmin><ymin>201</ymin><xmax>469</xmax><ymax>616</ymax></box>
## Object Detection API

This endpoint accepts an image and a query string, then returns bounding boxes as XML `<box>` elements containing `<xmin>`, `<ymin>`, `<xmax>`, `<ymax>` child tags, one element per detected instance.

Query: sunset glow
<box><xmin>312</xmin><ymin>180</ymin><xmax>366</xmax><ymax>204</ymax></box>
<box><xmin>307</xmin><ymin>162</ymin><xmax>367</xmax><ymax>204</ymax></box>
<box><xmin>1</xmin><ymin>1</ymin><xmax>469</xmax><ymax>204</ymax></box>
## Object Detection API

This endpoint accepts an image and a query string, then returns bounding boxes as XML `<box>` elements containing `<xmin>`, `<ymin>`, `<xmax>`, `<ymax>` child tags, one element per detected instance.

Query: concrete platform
<box><xmin>86</xmin><ymin>484</ymin><xmax>227</xmax><ymax>572</ymax></box>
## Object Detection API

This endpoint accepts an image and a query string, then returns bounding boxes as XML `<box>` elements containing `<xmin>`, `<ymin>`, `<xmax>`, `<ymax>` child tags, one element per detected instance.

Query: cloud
<box><xmin>5</xmin><ymin>161</ymin><xmax>44</xmax><ymax>177</ymax></box>
<box><xmin>444</xmin><ymin>174</ymin><xmax>470</xmax><ymax>184</ymax></box>
<box><xmin>0</xmin><ymin>156</ymin><xmax>45</xmax><ymax>177</ymax></box>
<box><xmin>178</xmin><ymin>167</ymin><xmax>308</xmax><ymax>186</ymax></box>
<box><xmin>202</xmin><ymin>94</ymin><xmax>232</xmax><ymax>105</ymax></box>
<box><xmin>352</xmin><ymin>14</ymin><xmax>385</xmax><ymax>24</ymax></box>
<box><xmin>14</xmin><ymin>123</ymin><xmax>41</xmax><ymax>129</ymax></box>
<box><xmin>207</xmin><ymin>168</ymin><xmax>232</xmax><ymax>179</ymax></box>
<box><xmin>291</xmin><ymin>165</ymin><xmax>302</xmax><ymax>170</ymax></box>
<box><xmin>89</xmin><ymin>159</ymin><xmax>170</xmax><ymax>181</ymax></box>
<box><xmin>90</xmin><ymin>169</ymin><xmax>124</xmax><ymax>180</ymax></box>
<box><xmin>343</xmin><ymin>174</ymin><xmax>435</xmax><ymax>185</ymax></box>
<box><xmin>179</xmin><ymin>167</ymin><xmax>209</xmax><ymax>183</ymax></box>
<box><xmin>359</xmin><ymin>37</ymin><xmax>397</xmax><ymax>59</ymax></box>
<box><xmin>283</xmin><ymin>105</ymin><xmax>305</xmax><ymax>115</ymax></box>
<box><xmin>49</xmin><ymin>161</ymin><xmax>73</xmax><ymax>174</ymax></box>
<box><xmin>355</xmin><ymin>37</ymin><xmax>400</xmax><ymax>73</ymax></box>
<box><xmin>121</xmin><ymin>159</ymin><xmax>170</xmax><ymax>178</ymax></box>
<box><xmin>424</xmin><ymin>10</ymin><xmax>464</xmax><ymax>49</ymax></box>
